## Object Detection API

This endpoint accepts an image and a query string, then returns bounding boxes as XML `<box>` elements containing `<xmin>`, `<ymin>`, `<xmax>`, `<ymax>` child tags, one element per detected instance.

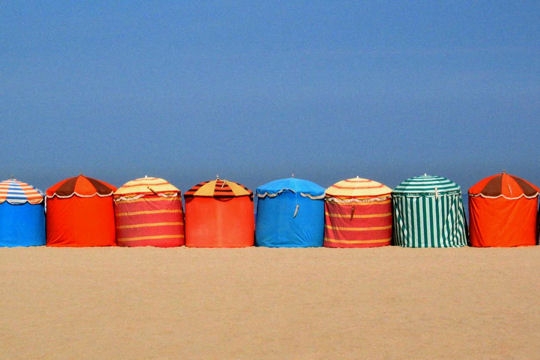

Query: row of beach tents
<box><xmin>0</xmin><ymin>173</ymin><xmax>539</xmax><ymax>248</ymax></box>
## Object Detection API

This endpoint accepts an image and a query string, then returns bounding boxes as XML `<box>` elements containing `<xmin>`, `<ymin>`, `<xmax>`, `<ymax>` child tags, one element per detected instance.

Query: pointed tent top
<box><xmin>469</xmin><ymin>172</ymin><xmax>539</xmax><ymax>199</ymax></box>
<box><xmin>325</xmin><ymin>177</ymin><xmax>392</xmax><ymax>198</ymax></box>
<box><xmin>184</xmin><ymin>178</ymin><xmax>252</xmax><ymax>198</ymax></box>
<box><xmin>256</xmin><ymin>177</ymin><xmax>325</xmax><ymax>199</ymax></box>
<box><xmin>0</xmin><ymin>179</ymin><xmax>44</xmax><ymax>205</ymax></box>
<box><xmin>114</xmin><ymin>176</ymin><xmax>180</xmax><ymax>198</ymax></box>
<box><xmin>46</xmin><ymin>174</ymin><xmax>116</xmax><ymax>198</ymax></box>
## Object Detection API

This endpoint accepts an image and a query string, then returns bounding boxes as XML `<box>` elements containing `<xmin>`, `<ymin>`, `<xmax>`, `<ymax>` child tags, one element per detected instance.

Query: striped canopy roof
<box><xmin>325</xmin><ymin>177</ymin><xmax>392</xmax><ymax>198</ymax></box>
<box><xmin>184</xmin><ymin>178</ymin><xmax>252</xmax><ymax>198</ymax></box>
<box><xmin>469</xmin><ymin>172</ymin><xmax>539</xmax><ymax>199</ymax></box>
<box><xmin>0</xmin><ymin>179</ymin><xmax>44</xmax><ymax>205</ymax></box>
<box><xmin>256</xmin><ymin>177</ymin><xmax>325</xmax><ymax>199</ymax></box>
<box><xmin>114</xmin><ymin>176</ymin><xmax>180</xmax><ymax>197</ymax></box>
<box><xmin>393</xmin><ymin>174</ymin><xmax>461</xmax><ymax>196</ymax></box>
<box><xmin>46</xmin><ymin>174</ymin><xmax>116</xmax><ymax>198</ymax></box>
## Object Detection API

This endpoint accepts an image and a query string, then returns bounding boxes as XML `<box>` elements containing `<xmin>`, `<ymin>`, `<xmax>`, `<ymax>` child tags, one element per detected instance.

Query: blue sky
<box><xmin>2</xmin><ymin>1</ymin><xmax>539</xmax><ymax>194</ymax></box>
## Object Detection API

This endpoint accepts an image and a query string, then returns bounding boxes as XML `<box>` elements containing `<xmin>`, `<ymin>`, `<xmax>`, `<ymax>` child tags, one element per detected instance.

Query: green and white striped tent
<box><xmin>392</xmin><ymin>174</ymin><xmax>468</xmax><ymax>248</ymax></box>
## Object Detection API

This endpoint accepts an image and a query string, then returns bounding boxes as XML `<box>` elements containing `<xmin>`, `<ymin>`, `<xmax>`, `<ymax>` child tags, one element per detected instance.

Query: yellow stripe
<box><xmin>325</xmin><ymin>212</ymin><xmax>392</xmax><ymax>219</ymax></box>
<box><xmin>325</xmin><ymin>225</ymin><xmax>392</xmax><ymax>231</ymax></box>
<box><xmin>116</xmin><ymin>197</ymin><xmax>179</xmax><ymax>203</ymax></box>
<box><xmin>117</xmin><ymin>221</ymin><xmax>184</xmax><ymax>229</ymax></box>
<box><xmin>116</xmin><ymin>209</ymin><xmax>182</xmax><ymax>217</ymax></box>
<box><xmin>118</xmin><ymin>234</ymin><xmax>185</xmax><ymax>241</ymax></box>
<box><xmin>325</xmin><ymin>238</ymin><xmax>390</xmax><ymax>244</ymax></box>
<box><xmin>326</xmin><ymin>199</ymin><xmax>391</xmax><ymax>205</ymax></box>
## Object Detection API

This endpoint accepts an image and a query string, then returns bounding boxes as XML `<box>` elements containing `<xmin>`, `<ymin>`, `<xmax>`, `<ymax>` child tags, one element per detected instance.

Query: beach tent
<box><xmin>324</xmin><ymin>177</ymin><xmax>393</xmax><ymax>248</ymax></box>
<box><xmin>113</xmin><ymin>176</ymin><xmax>185</xmax><ymax>247</ymax></box>
<box><xmin>184</xmin><ymin>178</ymin><xmax>254</xmax><ymax>247</ymax></box>
<box><xmin>392</xmin><ymin>174</ymin><xmax>467</xmax><ymax>248</ymax></box>
<box><xmin>0</xmin><ymin>179</ymin><xmax>45</xmax><ymax>247</ymax></box>
<box><xmin>469</xmin><ymin>172</ymin><xmax>539</xmax><ymax>247</ymax></box>
<box><xmin>46</xmin><ymin>174</ymin><xmax>116</xmax><ymax>247</ymax></box>
<box><xmin>255</xmin><ymin>177</ymin><xmax>325</xmax><ymax>247</ymax></box>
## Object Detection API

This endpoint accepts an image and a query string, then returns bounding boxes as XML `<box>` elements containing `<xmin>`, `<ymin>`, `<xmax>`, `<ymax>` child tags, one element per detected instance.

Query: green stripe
<box><xmin>392</xmin><ymin>189</ymin><xmax>467</xmax><ymax>248</ymax></box>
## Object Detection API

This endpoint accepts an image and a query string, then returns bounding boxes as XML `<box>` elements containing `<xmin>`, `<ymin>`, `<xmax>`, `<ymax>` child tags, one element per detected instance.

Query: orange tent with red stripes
<box><xmin>46</xmin><ymin>174</ymin><xmax>116</xmax><ymax>247</ymax></box>
<box><xmin>184</xmin><ymin>178</ymin><xmax>254</xmax><ymax>248</ymax></box>
<box><xmin>113</xmin><ymin>176</ymin><xmax>185</xmax><ymax>247</ymax></box>
<box><xmin>469</xmin><ymin>172</ymin><xmax>539</xmax><ymax>247</ymax></box>
<box><xmin>324</xmin><ymin>177</ymin><xmax>393</xmax><ymax>248</ymax></box>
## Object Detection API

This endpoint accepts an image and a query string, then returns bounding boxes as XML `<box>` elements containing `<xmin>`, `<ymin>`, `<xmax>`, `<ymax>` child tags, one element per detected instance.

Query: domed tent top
<box><xmin>46</xmin><ymin>174</ymin><xmax>116</xmax><ymax>199</ymax></box>
<box><xmin>114</xmin><ymin>176</ymin><xmax>180</xmax><ymax>200</ymax></box>
<box><xmin>0</xmin><ymin>179</ymin><xmax>44</xmax><ymax>205</ymax></box>
<box><xmin>256</xmin><ymin>177</ymin><xmax>325</xmax><ymax>199</ymax></box>
<box><xmin>393</xmin><ymin>174</ymin><xmax>461</xmax><ymax>196</ymax></box>
<box><xmin>469</xmin><ymin>172</ymin><xmax>539</xmax><ymax>200</ymax></box>
<box><xmin>325</xmin><ymin>177</ymin><xmax>391</xmax><ymax>199</ymax></box>
<box><xmin>184</xmin><ymin>178</ymin><xmax>252</xmax><ymax>198</ymax></box>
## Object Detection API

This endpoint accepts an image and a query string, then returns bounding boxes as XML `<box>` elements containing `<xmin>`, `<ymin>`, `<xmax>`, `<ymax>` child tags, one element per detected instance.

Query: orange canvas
<box><xmin>469</xmin><ymin>173</ymin><xmax>539</xmax><ymax>247</ymax></box>
<box><xmin>185</xmin><ymin>196</ymin><xmax>254</xmax><ymax>248</ymax></box>
<box><xmin>46</xmin><ymin>174</ymin><xmax>116</xmax><ymax>247</ymax></box>
<box><xmin>469</xmin><ymin>196</ymin><xmax>538</xmax><ymax>247</ymax></box>
<box><xmin>46</xmin><ymin>196</ymin><xmax>116</xmax><ymax>247</ymax></box>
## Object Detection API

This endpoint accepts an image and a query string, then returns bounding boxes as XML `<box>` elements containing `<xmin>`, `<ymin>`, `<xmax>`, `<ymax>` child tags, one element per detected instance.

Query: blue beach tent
<box><xmin>0</xmin><ymin>179</ymin><xmax>46</xmax><ymax>247</ymax></box>
<box><xmin>255</xmin><ymin>177</ymin><xmax>325</xmax><ymax>247</ymax></box>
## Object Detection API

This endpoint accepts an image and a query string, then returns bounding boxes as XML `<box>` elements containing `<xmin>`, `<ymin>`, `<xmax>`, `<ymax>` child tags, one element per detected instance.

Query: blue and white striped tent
<box><xmin>392</xmin><ymin>174</ymin><xmax>468</xmax><ymax>248</ymax></box>
<box><xmin>0</xmin><ymin>179</ymin><xmax>46</xmax><ymax>247</ymax></box>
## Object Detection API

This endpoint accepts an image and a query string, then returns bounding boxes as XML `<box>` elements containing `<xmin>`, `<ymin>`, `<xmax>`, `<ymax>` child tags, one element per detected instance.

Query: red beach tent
<box><xmin>113</xmin><ymin>176</ymin><xmax>185</xmax><ymax>247</ymax></box>
<box><xmin>46</xmin><ymin>174</ymin><xmax>116</xmax><ymax>247</ymax></box>
<box><xmin>468</xmin><ymin>172</ymin><xmax>539</xmax><ymax>247</ymax></box>
<box><xmin>184</xmin><ymin>178</ymin><xmax>254</xmax><ymax>248</ymax></box>
<box><xmin>324</xmin><ymin>177</ymin><xmax>393</xmax><ymax>248</ymax></box>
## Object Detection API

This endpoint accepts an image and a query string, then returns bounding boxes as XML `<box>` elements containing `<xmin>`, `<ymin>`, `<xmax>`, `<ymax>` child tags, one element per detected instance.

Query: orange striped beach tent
<box><xmin>113</xmin><ymin>176</ymin><xmax>185</xmax><ymax>247</ymax></box>
<box><xmin>46</xmin><ymin>174</ymin><xmax>116</xmax><ymax>247</ymax></box>
<box><xmin>469</xmin><ymin>172</ymin><xmax>539</xmax><ymax>247</ymax></box>
<box><xmin>184</xmin><ymin>178</ymin><xmax>254</xmax><ymax>248</ymax></box>
<box><xmin>324</xmin><ymin>177</ymin><xmax>393</xmax><ymax>248</ymax></box>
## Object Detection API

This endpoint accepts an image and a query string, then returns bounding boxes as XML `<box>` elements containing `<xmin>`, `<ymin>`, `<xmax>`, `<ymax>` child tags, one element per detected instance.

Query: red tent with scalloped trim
<box><xmin>46</xmin><ymin>174</ymin><xmax>116</xmax><ymax>247</ymax></box>
<box><xmin>468</xmin><ymin>172</ymin><xmax>539</xmax><ymax>247</ymax></box>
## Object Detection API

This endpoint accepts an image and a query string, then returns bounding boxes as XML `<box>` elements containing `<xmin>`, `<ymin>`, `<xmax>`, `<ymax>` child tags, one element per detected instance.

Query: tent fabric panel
<box><xmin>0</xmin><ymin>179</ymin><xmax>44</xmax><ymax>205</ymax></box>
<box><xmin>323</xmin><ymin>200</ymin><xmax>392</xmax><ymax>248</ymax></box>
<box><xmin>393</xmin><ymin>175</ymin><xmax>461</xmax><ymax>195</ymax></box>
<box><xmin>185</xmin><ymin>196</ymin><xmax>254</xmax><ymax>247</ymax></box>
<box><xmin>47</xmin><ymin>174</ymin><xmax>116</xmax><ymax>198</ymax></box>
<box><xmin>468</xmin><ymin>196</ymin><xmax>538</xmax><ymax>247</ymax></box>
<box><xmin>469</xmin><ymin>173</ymin><xmax>540</xmax><ymax>199</ymax></box>
<box><xmin>325</xmin><ymin>177</ymin><xmax>392</xmax><ymax>197</ymax></box>
<box><xmin>114</xmin><ymin>197</ymin><xmax>184</xmax><ymax>247</ymax></box>
<box><xmin>46</xmin><ymin>196</ymin><xmax>116</xmax><ymax>247</ymax></box>
<box><xmin>185</xmin><ymin>179</ymin><xmax>252</xmax><ymax>198</ymax></box>
<box><xmin>392</xmin><ymin>192</ymin><xmax>467</xmax><ymax>248</ymax></box>
<box><xmin>114</xmin><ymin>176</ymin><xmax>180</xmax><ymax>197</ymax></box>
<box><xmin>255</xmin><ymin>191</ymin><xmax>324</xmax><ymax>248</ymax></box>
<box><xmin>0</xmin><ymin>203</ymin><xmax>45</xmax><ymax>247</ymax></box>
<box><xmin>256</xmin><ymin>178</ymin><xmax>325</xmax><ymax>198</ymax></box>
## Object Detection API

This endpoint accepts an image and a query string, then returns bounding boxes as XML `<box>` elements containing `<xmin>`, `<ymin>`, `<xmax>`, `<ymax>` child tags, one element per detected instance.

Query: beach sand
<box><xmin>1</xmin><ymin>246</ymin><xmax>539</xmax><ymax>359</ymax></box>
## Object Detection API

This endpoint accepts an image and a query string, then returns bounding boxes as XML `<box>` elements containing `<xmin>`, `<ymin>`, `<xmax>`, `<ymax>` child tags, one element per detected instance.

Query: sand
<box><xmin>1</xmin><ymin>246</ymin><xmax>540</xmax><ymax>359</ymax></box>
